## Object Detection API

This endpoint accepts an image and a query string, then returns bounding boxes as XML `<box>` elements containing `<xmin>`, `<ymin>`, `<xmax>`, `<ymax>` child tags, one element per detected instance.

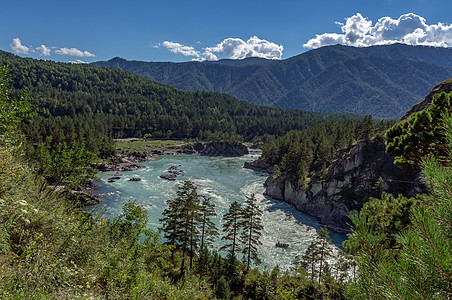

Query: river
<box><xmin>92</xmin><ymin>152</ymin><xmax>347</xmax><ymax>271</ymax></box>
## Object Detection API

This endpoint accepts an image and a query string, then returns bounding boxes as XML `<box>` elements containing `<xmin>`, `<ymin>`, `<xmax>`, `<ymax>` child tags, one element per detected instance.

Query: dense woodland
<box><xmin>0</xmin><ymin>50</ymin><xmax>358</xmax><ymax>158</ymax></box>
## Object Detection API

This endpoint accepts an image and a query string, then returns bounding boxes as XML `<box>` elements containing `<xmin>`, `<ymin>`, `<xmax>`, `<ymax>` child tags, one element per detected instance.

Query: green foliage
<box><xmin>29</xmin><ymin>136</ymin><xmax>96</xmax><ymax>189</ymax></box>
<box><xmin>220</xmin><ymin>201</ymin><xmax>242</xmax><ymax>257</ymax></box>
<box><xmin>346</xmin><ymin>114</ymin><xmax>452</xmax><ymax>299</ymax></box>
<box><xmin>160</xmin><ymin>180</ymin><xmax>201</xmax><ymax>274</ymax></box>
<box><xmin>261</xmin><ymin>118</ymin><xmax>394</xmax><ymax>185</ymax></box>
<box><xmin>0</xmin><ymin>50</ymin><xmax>358</xmax><ymax>158</ymax></box>
<box><xmin>215</xmin><ymin>276</ymin><xmax>231</xmax><ymax>300</ymax></box>
<box><xmin>240</xmin><ymin>193</ymin><xmax>263</xmax><ymax>270</ymax></box>
<box><xmin>345</xmin><ymin>192</ymin><xmax>421</xmax><ymax>255</ymax></box>
<box><xmin>199</xmin><ymin>195</ymin><xmax>218</xmax><ymax>251</ymax></box>
<box><xmin>297</xmin><ymin>227</ymin><xmax>334</xmax><ymax>284</ymax></box>
<box><xmin>0</xmin><ymin>65</ymin><xmax>33</xmax><ymax>141</ymax></box>
<box><xmin>386</xmin><ymin>91</ymin><xmax>452</xmax><ymax>168</ymax></box>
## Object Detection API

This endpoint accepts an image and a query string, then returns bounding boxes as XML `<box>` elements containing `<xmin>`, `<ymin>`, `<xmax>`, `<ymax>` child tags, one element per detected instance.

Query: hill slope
<box><xmin>92</xmin><ymin>44</ymin><xmax>452</xmax><ymax>118</ymax></box>
<box><xmin>0</xmin><ymin>50</ymin><xmax>356</xmax><ymax>148</ymax></box>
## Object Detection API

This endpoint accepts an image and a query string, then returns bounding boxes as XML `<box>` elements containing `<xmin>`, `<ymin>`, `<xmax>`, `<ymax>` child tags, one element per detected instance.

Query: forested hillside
<box><xmin>93</xmin><ymin>44</ymin><xmax>452</xmax><ymax>118</ymax></box>
<box><xmin>0</xmin><ymin>50</ymin><xmax>357</xmax><ymax>157</ymax></box>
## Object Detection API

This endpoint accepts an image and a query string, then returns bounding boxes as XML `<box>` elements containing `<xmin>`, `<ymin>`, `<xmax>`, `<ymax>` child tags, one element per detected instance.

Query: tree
<box><xmin>300</xmin><ymin>227</ymin><xmax>333</xmax><ymax>284</ymax></box>
<box><xmin>221</xmin><ymin>201</ymin><xmax>242</xmax><ymax>257</ymax></box>
<box><xmin>160</xmin><ymin>180</ymin><xmax>200</xmax><ymax>275</ymax></box>
<box><xmin>346</xmin><ymin>115</ymin><xmax>452</xmax><ymax>299</ymax></box>
<box><xmin>215</xmin><ymin>276</ymin><xmax>231</xmax><ymax>300</ymax></box>
<box><xmin>356</xmin><ymin>115</ymin><xmax>374</xmax><ymax>140</ymax></box>
<box><xmin>198</xmin><ymin>195</ymin><xmax>218</xmax><ymax>251</ymax></box>
<box><xmin>0</xmin><ymin>65</ymin><xmax>32</xmax><ymax>196</ymax></box>
<box><xmin>386</xmin><ymin>91</ymin><xmax>452</xmax><ymax>168</ymax></box>
<box><xmin>240</xmin><ymin>194</ymin><xmax>263</xmax><ymax>270</ymax></box>
<box><xmin>31</xmin><ymin>136</ymin><xmax>96</xmax><ymax>190</ymax></box>
<box><xmin>0</xmin><ymin>65</ymin><xmax>32</xmax><ymax>140</ymax></box>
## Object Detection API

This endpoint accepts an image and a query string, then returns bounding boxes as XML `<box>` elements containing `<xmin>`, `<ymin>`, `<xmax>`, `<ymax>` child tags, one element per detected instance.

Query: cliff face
<box><xmin>401</xmin><ymin>78</ymin><xmax>452</xmax><ymax>120</ymax></box>
<box><xmin>263</xmin><ymin>137</ymin><xmax>426</xmax><ymax>233</ymax></box>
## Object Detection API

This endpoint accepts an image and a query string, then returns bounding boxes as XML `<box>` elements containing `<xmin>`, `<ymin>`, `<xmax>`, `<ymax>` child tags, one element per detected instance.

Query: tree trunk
<box><xmin>247</xmin><ymin>215</ymin><xmax>253</xmax><ymax>271</ymax></box>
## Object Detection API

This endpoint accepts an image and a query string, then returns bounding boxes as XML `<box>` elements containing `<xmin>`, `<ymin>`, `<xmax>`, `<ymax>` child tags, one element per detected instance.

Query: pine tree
<box><xmin>199</xmin><ymin>195</ymin><xmax>218</xmax><ymax>251</ymax></box>
<box><xmin>316</xmin><ymin>227</ymin><xmax>333</xmax><ymax>284</ymax></box>
<box><xmin>300</xmin><ymin>227</ymin><xmax>333</xmax><ymax>284</ymax></box>
<box><xmin>240</xmin><ymin>193</ymin><xmax>263</xmax><ymax>270</ymax></box>
<box><xmin>221</xmin><ymin>201</ymin><xmax>242</xmax><ymax>257</ymax></box>
<box><xmin>346</xmin><ymin>115</ymin><xmax>452</xmax><ymax>299</ymax></box>
<box><xmin>300</xmin><ymin>241</ymin><xmax>320</xmax><ymax>282</ymax></box>
<box><xmin>160</xmin><ymin>180</ymin><xmax>200</xmax><ymax>275</ymax></box>
<box><xmin>386</xmin><ymin>91</ymin><xmax>452</xmax><ymax>168</ymax></box>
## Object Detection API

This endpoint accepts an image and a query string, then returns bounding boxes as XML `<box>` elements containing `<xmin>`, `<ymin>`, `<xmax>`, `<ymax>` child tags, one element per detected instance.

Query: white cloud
<box><xmin>68</xmin><ymin>59</ymin><xmax>89</xmax><ymax>64</ymax></box>
<box><xmin>206</xmin><ymin>36</ymin><xmax>283</xmax><ymax>60</ymax></box>
<box><xmin>304</xmin><ymin>13</ymin><xmax>452</xmax><ymax>49</ymax></box>
<box><xmin>162</xmin><ymin>41</ymin><xmax>200</xmax><ymax>57</ymax></box>
<box><xmin>35</xmin><ymin>44</ymin><xmax>51</xmax><ymax>56</ymax></box>
<box><xmin>161</xmin><ymin>36</ymin><xmax>283</xmax><ymax>61</ymax></box>
<box><xmin>55</xmin><ymin>47</ymin><xmax>95</xmax><ymax>57</ymax></box>
<box><xmin>10</xmin><ymin>38</ymin><xmax>30</xmax><ymax>54</ymax></box>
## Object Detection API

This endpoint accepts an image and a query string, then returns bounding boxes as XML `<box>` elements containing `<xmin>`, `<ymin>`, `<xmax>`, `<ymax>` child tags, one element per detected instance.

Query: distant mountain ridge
<box><xmin>92</xmin><ymin>44</ymin><xmax>452</xmax><ymax>118</ymax></box>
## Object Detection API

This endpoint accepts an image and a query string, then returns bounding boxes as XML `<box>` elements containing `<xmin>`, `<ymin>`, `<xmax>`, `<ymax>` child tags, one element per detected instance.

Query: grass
<box><xmin>115</xmin><ymin>139</ymin><xmax>188</xmax><ymax>154</ymax></box>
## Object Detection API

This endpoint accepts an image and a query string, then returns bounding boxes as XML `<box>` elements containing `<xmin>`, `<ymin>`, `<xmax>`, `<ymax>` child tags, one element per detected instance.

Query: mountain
<box><xmin>0</xmin><ymin>50</ymin><xmax>357</xmax><ymax>152</ymax></box>
<box><xmin>92</xmin><ymin>44</ymin><xmax>452</xmax><ymax>118</ymax></box>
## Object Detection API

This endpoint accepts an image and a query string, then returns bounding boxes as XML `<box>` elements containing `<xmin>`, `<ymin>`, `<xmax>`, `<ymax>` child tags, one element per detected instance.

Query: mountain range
<box><xmin>92</xmin><ymin>44</ymin><xmax>452</xmax><ymax>119</ymax></box>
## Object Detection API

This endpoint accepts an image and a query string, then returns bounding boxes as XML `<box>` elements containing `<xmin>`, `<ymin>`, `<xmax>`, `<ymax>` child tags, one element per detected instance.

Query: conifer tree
<box><xmin>199</xmin><ymin>195</ymin><xmax>218</xmax><ymax>251</ymax></box>
<box><xmin>316</xmin><ymin>227</ymin><xmax>333</xmax><ymax>284</ymax></box>
<box><xmin>300</xmin><ymin>241</ymin><xmax>320</xmax><ymax>282</ymax></box>
<box><xmin>301</xmin><ymin>227</ymin><xmax>333</xmax><ymax>284</ymax></box>
<box><xmin>346</xmin><ymin>114</ymin><xmax>452</xmax><ymax>299</ymax></box>
<box><xmin>160</xmin><ymin>180</ymin><xmax>200</xmax><ymax>275</ymax></box>
<box><xmin>240</xmin><ymin>193</ymin><xmax>263</xmax><ymax>270</ymax></box>
<box><xmin>221</xmin><ymin>201</ymin><xmax>242</xmax><ymax>257</ymax></box>
<box><xmin>386</xmin><ymin>91</ymin><xmax>452</xmax><ymax>168</ymax></box>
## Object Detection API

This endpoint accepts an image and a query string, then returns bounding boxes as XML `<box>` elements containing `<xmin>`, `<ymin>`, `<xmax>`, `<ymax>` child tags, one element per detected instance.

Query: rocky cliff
<box><xmin>263</xmin><ymin>136</ymin><xmax>426</xmax><ymax>233</ymax></box>
<box><xmin>201</xmin><ymin>142</ymin><xmax>249</xmax><ymax>157</ymax></box>
<box><xmin>401</xmin><ymin>78</ymin><xmax>452</xmax><ymax>120</ymax></box>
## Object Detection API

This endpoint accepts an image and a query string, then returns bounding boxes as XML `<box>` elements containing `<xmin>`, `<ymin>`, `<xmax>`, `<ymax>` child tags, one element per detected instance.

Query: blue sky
<box><xmin>1</xmin><ymin>0</ymin><xmax>451</xmax><ymax>63</ymax></box>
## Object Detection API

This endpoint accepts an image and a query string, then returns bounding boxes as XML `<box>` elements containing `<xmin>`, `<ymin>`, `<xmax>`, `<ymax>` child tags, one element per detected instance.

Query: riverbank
<box><xmin>98</xmin><ymin>139</ymin><xmax>257</xmax><ymax>172</ymax></box>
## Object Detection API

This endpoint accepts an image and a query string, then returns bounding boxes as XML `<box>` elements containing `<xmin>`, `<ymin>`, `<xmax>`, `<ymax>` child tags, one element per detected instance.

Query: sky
<box><xmin>1</xmin><ymin>0</ymin><xmax>452</xmax><ymax>64</ymax></box>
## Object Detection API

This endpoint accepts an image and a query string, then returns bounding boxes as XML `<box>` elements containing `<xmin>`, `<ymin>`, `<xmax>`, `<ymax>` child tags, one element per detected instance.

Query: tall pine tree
<box><xmin>240</xmin><ymin>193</ymin><xmax>263</xmax><ymax>270</ymax></box>
<box><xmin>160</xmin><ymin>180</ymin><xmax>200</xmax><ymax>275</ymax></box>
<box><xmin>221</xmin><ymin>201</ymin><xmax>242</xmax><ymax>257</ymax></box>
<box><xmin>199</xmin><ymin>195</ymin><xmax>218</xmax><ymax>251</ymax></box>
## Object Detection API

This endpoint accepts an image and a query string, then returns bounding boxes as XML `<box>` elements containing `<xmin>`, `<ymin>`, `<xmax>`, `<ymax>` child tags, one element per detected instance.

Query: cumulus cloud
<box><xmin>304</xmin><ymin>13</ymin><xmax>452</xmax><ymax>49</ymax></box>
<box><xmin>161</xmin><ymin>36</ymin><xmax>283</xmax><ymax>61</ymax></box>
<box><xmin>162</xmin><ymin>41</ymin><xmax>200</xmax><ymax>58</ymax></box>
<box><xmin>10</xmin><ymin>38</ymin><xmax>30</xmax><ymax>54</ymax></box>
<box><xmin>55</xmin><ymin>47</ymin><xmax>95</xmax><ymax>57</ymax></box>
<box><xmin>205</xmin><ymin>36</ymin><xmax>283</xmax><ymax>60</ymax></box>
<box><xmin>35</xmin><ymin>44</ymin><xmax>51</xmax><ymax>56</ymax></box>
<box><xmin>68</xmin><ymin>59</ymin><xmax>89</xmax><ymax>64</ymax></box>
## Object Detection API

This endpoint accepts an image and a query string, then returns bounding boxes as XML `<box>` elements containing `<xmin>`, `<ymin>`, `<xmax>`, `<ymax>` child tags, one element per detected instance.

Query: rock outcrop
<box><xmin>263</xmin><ymin>137</ymin><xmax>427</xmax><ymax>233</ymax></box>
<box><xmin>401</xmin><ymin>78</ymin><xmax>452</xmax><ymax>120</ymax></box>
<box><xmin>201</xmin><ymin>142</ymin><xmax>249</xmax><ymax>157</ymax></box>
<box><xmin>244</xmin><ymin>160</ymin><xmax>273</xmax><ymax>173</ymax></box>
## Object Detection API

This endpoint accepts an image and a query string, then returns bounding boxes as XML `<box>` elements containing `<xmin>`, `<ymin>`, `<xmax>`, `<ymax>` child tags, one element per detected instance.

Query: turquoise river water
<box><xmin>92</xmin><ymin>152</ymin><xmax>346</xmax><ymax>270</ymax></box>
